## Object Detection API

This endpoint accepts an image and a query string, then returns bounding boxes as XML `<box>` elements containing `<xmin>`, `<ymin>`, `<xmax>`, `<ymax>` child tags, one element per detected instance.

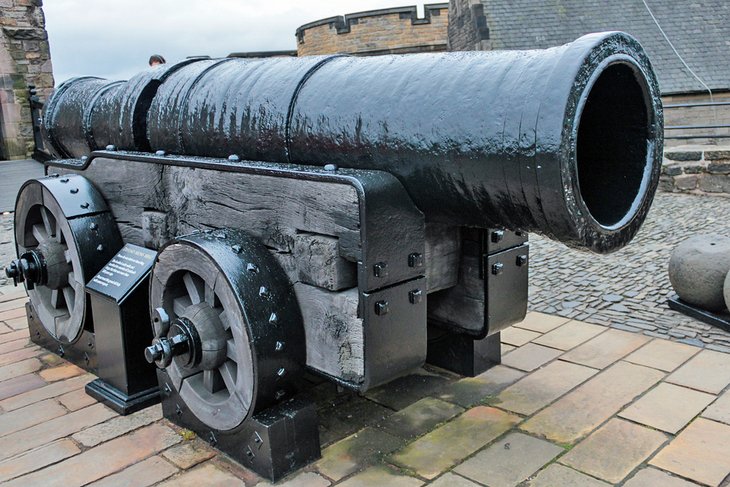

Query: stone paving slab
<box><xmin>2</xmin><ymin>291</ymin><xmax>730</xmax><ymax>486</ymax></box>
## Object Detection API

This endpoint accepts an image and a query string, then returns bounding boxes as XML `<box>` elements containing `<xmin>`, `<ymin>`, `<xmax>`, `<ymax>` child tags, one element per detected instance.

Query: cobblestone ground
<box><xmin>529</xmin><ymin>192</ymin><xmax>730</xmax><ymax>352</ymax></box>
<box><xmin>0</xmin><ymin>214</ymin><xmax>13</xmax><ymax>287</ymax></box>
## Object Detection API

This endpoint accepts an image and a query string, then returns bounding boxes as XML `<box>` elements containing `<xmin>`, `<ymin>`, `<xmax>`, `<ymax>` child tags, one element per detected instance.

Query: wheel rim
<box><xmin>18</xmin><ymin>202</ymin><xmax>85</xmax><ymax>342</ymax></box>
<box><xmin>154</xmin><ymin>244</ymin><xmax>255</xmax><ymax>431</ymax></box>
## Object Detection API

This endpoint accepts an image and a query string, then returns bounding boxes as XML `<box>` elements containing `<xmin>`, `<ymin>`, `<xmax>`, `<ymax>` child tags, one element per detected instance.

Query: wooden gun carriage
<box><xmin>5</xmin><ymin>31</ymin><xmax>663</xmax><ymax>481</ymax></box>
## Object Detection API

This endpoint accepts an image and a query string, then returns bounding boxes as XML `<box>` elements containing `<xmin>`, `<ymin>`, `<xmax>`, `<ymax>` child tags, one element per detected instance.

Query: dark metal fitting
<box><xmin>231</xmin><ymin>244</ymin><xmax>242</xmax><ymax>254</ymax></box>
<box><xmin>409</xmin><ymin>289</ymin><xmax>423</xmax><ymax>304</ymax></box>
<box><xmin>152</xmin><ymin>307</ymin><xmax>171</xmax><ymax>337</ymax></box>
<box><xmin>80</xmin><ymin>156</ymin><xmax>88</xmax><ymax>162</ymax></box>
<box><xmin>96</xmin><ymin>244</ymin><xmax>104</xmax><ymax>252</ymax></box>
<box><xmin>374</xmin><ymin>300</ymin><xmax>390</xmax><ymax>315</ymax></box>
<box><xmin>70</xmin><ymin>188</ymin><xmax>79</xmax><ymax>194</ymax></box>
<box><xmin>247</xmin><ymin>263</ymin><xmax>259</xmax><ymax>273</ymax></box>
<box><xmin>373</xmin><ymin>262</ymin><xmax>388</xmax><ymax>278</ymax></box>
<box><xmin>105</xmin><ymin>144</ymin><xmax>116</xmax><ymax>151</ymax></box>
<box><xmin>6</xmin><ymin>250</ymin><xmax>47</xmax><ymax>289</ymax></box>
<box><xmin>80</xmin><ymin>202</ymin><xmax>90</xmax><ymax>209</ymax></box>
<box><xmin>228</xmin><ymin>154</ymin><xmax>240</xmax><ymax>162</ymax></box>
<box><xmin>491</xmin><ymin>230</ymin><xmax>505</xmax><ymax>243</ymax></box>
<box><xmin>60</xmin><ymin>178</ymin><xmax>69</xmax><ymax>183</ymax></box>
<box><xmin>491</xmin><ymin>262</ymin><xmax>504</xmax><ymax>275</ymax></box>
<box><xmin>516</xmin><ymin>254</ymin><xmax>528</xmax><ymax>266</ymax></box>
<box><xmin>155</xmin><ymin>150</ymin><xmax>166</xmax><ymax>156</ymax></box>
<box><xmin>324</xmin><ymin>164</ymin><xmax>338</xmax><ymax>171</ymax></box>
<box><xmin>269</xmin><ymin>312</ymin><xmax>278</xmax><ymax>324</ymax></box>
<box><xmin>274</xmin><ymin>340</ymin><xmax>284</xmax><ymax>352</ymax></box>
<box><xmin>89</xmin><ymin>222</ymin><xmax>98</xmax><ymax>230</ymax></box>
<box><xmin>408</xmin><ymin>252</ymin><xmax>424</xmax><ymax>268</ymax></box>
<box><xmin>144</xmin><ymin>332</ymin><xmax>190</xmax><ymax>369</ymax></box>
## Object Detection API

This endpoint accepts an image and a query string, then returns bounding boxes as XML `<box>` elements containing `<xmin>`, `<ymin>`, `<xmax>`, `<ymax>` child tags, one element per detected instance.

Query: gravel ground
<box><xmin>529</xmin><ymin>192</ymin><xmax>730</xmax><ymax>351</ymax></box>
<box><xmin>2</xmin><ymin>192</ymin><xmax>729</xmax><ymax>349</ymax></box>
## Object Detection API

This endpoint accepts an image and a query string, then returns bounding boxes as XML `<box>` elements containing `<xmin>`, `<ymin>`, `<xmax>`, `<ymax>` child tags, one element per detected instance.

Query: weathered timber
<box><xmin>424</xmin><ymin>224</ymin><xmax>460</xmax><ymax>293</ymax></box>
<box><xmin>293</xmin><ymin>284</ymin><xmax>363</xmax><ymax>382</ymax></box>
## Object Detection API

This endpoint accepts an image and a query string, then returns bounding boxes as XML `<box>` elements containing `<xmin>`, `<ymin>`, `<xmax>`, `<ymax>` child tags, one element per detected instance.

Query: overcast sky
<box><xmin>44</xmin><ymin>1</ymin><xmax>424</xmax><ymax>84</ymax></box>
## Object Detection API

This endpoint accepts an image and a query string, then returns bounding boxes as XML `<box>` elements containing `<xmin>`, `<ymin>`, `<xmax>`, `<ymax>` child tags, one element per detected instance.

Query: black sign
<box><xmin>86</xmin><ymin>244</ymin><xmax>157</xmax><ymax>303</ymax></box>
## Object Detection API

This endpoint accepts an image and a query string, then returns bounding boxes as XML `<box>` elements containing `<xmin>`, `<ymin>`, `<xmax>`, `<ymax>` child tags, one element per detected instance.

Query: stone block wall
<box><xmin>296</xmin><ymin>4</ymin><xmax>449</xmax><ymax>56</ymax></box>
<box><xmin>661</xmin><ymin>146</ymin><xmax>730</xmax><ymax>195</ymax></box>
<box><xmin>0</xmin><ymin>0</ymin><xmax>53</xmax><ymax>160</ymax></box>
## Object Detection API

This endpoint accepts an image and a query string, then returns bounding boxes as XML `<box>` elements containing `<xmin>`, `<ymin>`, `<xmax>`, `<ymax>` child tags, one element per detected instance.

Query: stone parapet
<box><xmin>661</xmin><ymin>145</ymin><xmax>730</xmax><ymax>195</ymax></box>
<box><xmin>296</xmin><ymin>4</ymin><xmax>449</xmax><ymax>56</ymax></box>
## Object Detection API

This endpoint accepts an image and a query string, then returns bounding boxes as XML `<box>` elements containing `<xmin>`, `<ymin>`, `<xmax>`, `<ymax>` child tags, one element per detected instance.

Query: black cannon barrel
<box><xmin>42</xmin><ymin>32</ymin><xmax>662</xmax><ymax>253</ymax></box>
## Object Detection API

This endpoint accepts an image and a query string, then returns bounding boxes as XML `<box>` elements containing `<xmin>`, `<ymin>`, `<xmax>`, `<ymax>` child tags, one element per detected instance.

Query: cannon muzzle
<box><xmin>41</xmin><ymin>31</ymin><xmax>663</xmax><ymax>253</ymax></box>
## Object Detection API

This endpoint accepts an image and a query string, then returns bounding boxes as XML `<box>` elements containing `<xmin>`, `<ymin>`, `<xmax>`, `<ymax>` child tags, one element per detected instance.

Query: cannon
<box><xmin>6</xmin><ymin>31</ymin><xmax>662</xmax><ymax>481</ymax></box>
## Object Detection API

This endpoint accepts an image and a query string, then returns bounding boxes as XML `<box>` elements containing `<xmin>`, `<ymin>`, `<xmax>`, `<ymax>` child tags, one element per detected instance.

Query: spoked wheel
<box><xmin>147</xmin><ymin>229</ymin><xmax>305</xmax><ymax>431</ymax></box>
<box><xmin>8</xmin><ymin>175</ymin><xmax>122</xmax><ymax>344</ymax></box>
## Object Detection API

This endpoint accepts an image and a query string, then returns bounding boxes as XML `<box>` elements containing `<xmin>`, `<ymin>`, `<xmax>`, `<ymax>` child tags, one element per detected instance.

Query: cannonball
<box><xmin>668</xmin><ymin>235</ymin><xmax>730</xmax><ymax>311</ymax></box>
<box><xmin>725</xmin><ymin>270</ymin><xmax>730</xmax><ymax>312</ymax></box>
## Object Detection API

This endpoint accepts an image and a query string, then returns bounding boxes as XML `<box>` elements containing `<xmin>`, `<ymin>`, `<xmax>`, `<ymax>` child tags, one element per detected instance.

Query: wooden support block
<box><xmin>294</xmin><ymin>233</ymin><xmax>357</xmax><ymax>291</ymax></box>
<box><xmin>293</xmin><ymin>284</ymin><xmax>363</xmax><ymax>383</ymax></box>
<box><xmin>425</xmin><ymin>224</ymin><xmax>460</xmax><ymax>293</ymax></box>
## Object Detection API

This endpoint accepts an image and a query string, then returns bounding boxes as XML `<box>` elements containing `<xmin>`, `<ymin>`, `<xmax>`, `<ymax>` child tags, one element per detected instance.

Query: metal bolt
<box><xmin>324</xmin><ymin>164</ymin><xmax>337</xmax><ymax>171</ymax></box>
<box><xmin>409</xmin><ymin>289</ymin><xmax>423</xmax><ymax>304</ymax></box>
<box><xmin>59</xmin><ymin>178</ymin><xmax>69</xmax><ymax>183</ymax></box>
<box><xmin>259</xmin><ymin>286</ymin><xmax>270</xmax><ymax>298</ymax></box>
<box><xmin>208</xmin><ymin>431</ymin><xmax>217</xmax><ymax>446</ymax></box>
<box><xmin>70</xmin><ymin>188</ymin><xmax>79</xmax><ymax>194</ymax></box>
<box><xmin>277</xmin><ymin>367</ymin><xmax>286</xmax><ymax>377</ymax></box>
<box><xmin>49</xmin><ymin>173</ymin><xmax>60</xmax><ymax>178</ymax></box>
<box><xmin>80</xmin><ymin>202</ymin><xmax>89</xmax><ymax>209</ymax></box>
<box><xmin>96</xmin><ymin>244</ymin><xmax>104</xmax><ymax>252</ymax></box>
<box><xmin>247</xmin><ymin>263</ymin><xmax>259</xmax><ymax>273</ymax></box>
<box><xmin>373</xmin><ymin>262</ymin><xmax>388</xmax><ymax>278</ymax></box>
<box><xmin>231</xmin><ymin>244</ymin><xmax>242</xmax><ymax>254</ymax></box>
<box><xmin>269</xmin><ymin>312</ymin><xmax>278</xmax><ymax>324</ymax></box>
<box><xmin>89</xmin><ymin>222</ymin><xmax>98</xmax><ymax>230</ymax></box>
<box><xmin>163</xmin><ymin>383</ymin><xmax>172</xmax><ymax>396</ymax></box>
<box><xmin>80</xmin><ymin>156</ymin><xmax>88</xmax><ymax>163</ymax></box>
<box><xmin>516</xmin><ymin>254</ymin><xmax>528</xmax><ymax>266</ymax></box>
<box><xmin>408</xmin><ymin>252</ymin><xmax>424</xmax><ymax>268</ymax></box>
<box><xmin>491</xmin><ymin>230</ymin><xmax>505</xmax><ymax>243</ymax></box>
<box><xmin>492</xmin><ymin>262</ymin><xmax>504</xmax><ymax>275</ymax></box>
<box><xmin>175</xmin><ymin>404</ymin><xmax>182</xmax><ymax>416</ymax></box>
<box><xmin>155</xmin><ymin>150</ymin><xmax>166</xmax><ymax>156</ymax></box>
<box><xmin>228</xmin><ymin>154</ymin><xmax>240</xmax><ymax>162</ymax></box>
<box><xmin>374</xmin><ymin>300</ymin><xmax>389</xmax><ymax>315</ymax></box>
<box><xmin>275</xmin><ymin>390</ymin><xmax>286</xmax><ymax>400</ymax></box>
<box><xmin>275</xmin><ymin>341</ymin><xmax>284</xmax><ymax>352</ymax></box>
<box><xmin>57</xmin><ymin>345</ymin><xmax>65</xmax><ymax>357</ymax></box>
<box><xmin>105</xmin><ymin>144</ymin><xmax>116</xmax><ymax>151</ymax></box>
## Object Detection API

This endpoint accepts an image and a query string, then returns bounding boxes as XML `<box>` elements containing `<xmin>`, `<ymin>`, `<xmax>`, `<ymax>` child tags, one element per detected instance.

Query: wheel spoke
<box><xmin>63</xmin><ymin>286</ymin><xmax>75</xmax><ymax>313</ymax></box>
<box><xmin>204</xmin><ymin>284</ymin><xmax>216</xmax><ymax>306</ymax></box>
<box><xmin>183</xmin><ymin>272</ymin><xmax>204</xmax><ymax>305</ymax></box>
<box><xmin>50</xmin><ymin>289</ymin><xmax>62</xmax><ymax>309</ymax></box>
<box><xmin>173</xmin><ymin>296</ymin><xmax>192</xmax><ymax>317</ymax></box>
<box><xmin>31</xmin><ymin>224</ymin><xmax>45</xmax><ymax>243</ymax></box>
<box><xmin>203</xmin><ymin>369</ymin><xmax>226</xmax><ymax>393</ymax></box>
<box><xmin>40</xmin><ymin>207</ymin><xmax>54</xmax><ymax>237</ymax></box>
<box><xmin>219</xmin><ymin>361</ymin><xmax>237</xmax><ymax>394</ymax></box>
<box><xmin>226</xmin><ymin>338</ymin><xmax>237</xmax><ymax>362</ymax></box>
<box><xmin>219</xmin><ymin>310</ymin><xmax>231</xmax><ymax>330</ymax></box>
<box><xmin>64</xmin><ymin>249</ymin><xmax>73</xmax><ymax>264</ymax></box>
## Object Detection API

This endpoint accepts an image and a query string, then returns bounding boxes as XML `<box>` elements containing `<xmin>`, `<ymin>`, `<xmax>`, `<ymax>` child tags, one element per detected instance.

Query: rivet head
<box><xmin>80</xmin><ymin>156</ymin><xmax>88</xmax><ymax>162</ymax></box>
<box><xmin>80</xmin><ymin>202</ymin><xmax>89</xmax><ymax>209</ymax></box>
<box><xmin>275</xmin><ymin>390</ymin><xmax>286</xmax><ymax>400</ymax></box>
<box><xmin>155</xmin><ymin>150</ymin><xmax>166</xmax><ymax>156</ymax></box>
<box><xmin>408</xmin><ymin>289</ymin><xmax>423</xmax><ymax>304</ymax></box>
<box><xmin>105</xmin><ymin>144</ymin><xmax>116</xmax><ymax>151</ymax></box>
<box><xmin>516</xmin><ymin>254</ymin><xmax>528</xmax><ymax>266</ymax></box>
<box><xmin>492</xmin><ymin>262</ymin><xmax>504</xmax><ymax>275</ymax></box>
<box><xmin>70</xmin><ymin>188</ymin><xmax>79</xmax><ymax>194</ymax></box>
<box><xmin>228</xmin><ymin>154</ymin><xmax>240</xmax><ymax>162</ymax></box>
<box><xmin>374</xmin><ymin>300</ymin><xmax>389</xmax><ymax>315</ymax></box>
<box><xmin>90</xmin><ymin>222</ymin><xmax>98</xmax><ymax>230</ymax></box>
<box><xmin>269</xmin><ymin>312</ymin><xmax>278</xmax><ymax>324</ymax></box>
<box><xmin>408</xmin><ymin>252</ymin><xmax>424</xmax><ymax>268</ymax></box>
<box><xmin>247</xmin><ymin>263</ymin><xmax>259</xmax><ymax>273</ymax></box>
<box><xmin>96</xmin><ymin>244</ymin><xmax>104</xmax><ymax>252</ymax></box>
<box><xmin>277</xmin><ymin>367</ymin><xmax>286</xmax><ymax>377</ymax></box>
<box><xmin>231</xmin><ymin>244</ymin><xmax>242</xmax><ymax>254</ymax></box>
<box><xmin>373</xmin><ymin>262</ymin><xmax>388</xmax><ymax>278</ymax></box>
<box><xmin>259</xmin><ymin>286</ymin><xmax>270</xmax><ymax>298</ymax></box>
<box><xmin>324</xmin><ymin>163</ymin><xmax>337</xmax><ymax>171</ymax></box>
<box><xmin>60</xmin><ymin>178</ymin><xmax>69</xmax><ymax>183</ymax></box>
<box><xmin>491</xmin><ymin>230</ymin><xmax>505</xmax><ymax>243</ymax></box>
<box><xmin>275</xmin><ymin>341</ymin><xmax>284</xmax><ymax>352</ymax></box>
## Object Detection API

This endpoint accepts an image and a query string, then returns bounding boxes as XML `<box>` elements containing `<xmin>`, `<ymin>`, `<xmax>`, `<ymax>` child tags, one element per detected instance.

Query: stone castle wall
<box><xmin>0</xmin><ymin>0</ymin><xmax>53</xmax><ymax>160</ymax></box>
<box><xmin>296</xmin><ymin>4</ymin><xmax>449</xmax><ymax>56</ymax></box>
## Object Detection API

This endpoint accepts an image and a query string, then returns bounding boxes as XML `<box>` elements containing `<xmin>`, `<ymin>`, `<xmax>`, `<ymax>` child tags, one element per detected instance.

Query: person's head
<box><xmin>149</xmin><ymin>54</ymin><xmax>166</xmax><ymax>66</ymax></box>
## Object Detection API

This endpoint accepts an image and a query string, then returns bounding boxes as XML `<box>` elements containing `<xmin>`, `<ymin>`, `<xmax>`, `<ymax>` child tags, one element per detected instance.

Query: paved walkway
<box><xmin>530</xmin><ymin>191</ymin><xmax>730</xmax><ymax>351</ymax></box>
<box><xmin>0</xmin><ymin>159</ymin><xmax>44</xmax><ymax>212</ymax></box>
<box><xmin>1</xmin><ymin>290</ymin><xmax>729</xmax><ymax>486</ymax></box>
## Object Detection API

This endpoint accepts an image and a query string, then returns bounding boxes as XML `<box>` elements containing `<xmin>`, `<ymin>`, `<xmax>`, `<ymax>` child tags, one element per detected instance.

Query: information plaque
<box><xmin>87</xmin><ymin>244</ymin><xmax>157</xmax><ymax>303</ymax></box>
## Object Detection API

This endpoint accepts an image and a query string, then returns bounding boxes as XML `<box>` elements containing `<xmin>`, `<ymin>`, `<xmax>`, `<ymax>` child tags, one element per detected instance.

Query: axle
<box><xmin>5</xmin><ymin>250</ymin><xmax>47</xmax><ymax>290</ymax></box>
